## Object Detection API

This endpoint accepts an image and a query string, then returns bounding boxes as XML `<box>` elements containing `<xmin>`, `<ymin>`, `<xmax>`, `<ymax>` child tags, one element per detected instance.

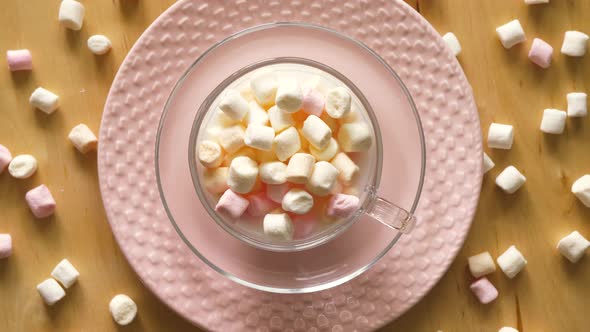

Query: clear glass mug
<box><xmin>189</xmin><ymin>57</ymin><xmax>417</xmax><ymax>252</ymax></box>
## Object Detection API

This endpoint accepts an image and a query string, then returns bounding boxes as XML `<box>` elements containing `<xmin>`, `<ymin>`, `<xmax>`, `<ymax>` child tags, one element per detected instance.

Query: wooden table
<box><xmin>1</xmin><ymin>1</ymin><xmax>589</xmax><ymax>331</ymax></box>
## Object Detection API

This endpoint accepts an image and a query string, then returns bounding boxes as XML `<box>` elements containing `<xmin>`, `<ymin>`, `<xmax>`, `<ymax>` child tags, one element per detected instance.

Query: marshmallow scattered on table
<box><xmin>325</xmin><ymin>87</ymin><xmax>352</xmax><ymax>119</ymax></box>
<box><xmin>306</xmin><ymin>161</ymin><xmax>340</xmax><ymax>196</ymax></box>
<box><xmin>496</xmin><ymin>19</ymin><xmax>526</xmax><ymax>49</ymax></box>
<box><xmin>310</xmin><ymin>137</ymin><xmax>339</xmax><ymax>162</ymax></box>
<box><xmin>8</xmin><ymin>154</ymin><xmax>38</xmax><ymax>179</ymax></box>
<box><xmin>286</xmin><ymin>153</ymin><xmax>315</xmax><ymax>184</ymax></box>
<box><xmin>68</xmin><ymin>124</ymin><xmax>98</xmax><ymax>153</ymax></box>
<box><xmin>59</xmin><ymin>0</ymin><xmax>85</xmax><ymax>30</ymax></box>
<box><xmin>525</xmin><ymin>0</ymin><xmax>548</xmax><ymax>4</ymax></box>
<box><xmin>338</xmin><ymin>122</ymin><xmax>372</xmax><ymax>152</ymax></box>
<box><xmin>567</xmin><ymin>92</ymin><xmax>587</xmax><ymax>117</ymax></box>
<box><xmin>26</xmin><ymin>185</ymin><xmax>56</xmax><ymax>218</ymax></box>
<box><xmin>109</xmin><ymin>294</ymin><xmax>138</xmax><ymax>326</ymax></box>
<box><xmin>244</xmin><ymin>124</ymin><xmax>275</xmax><ymax>151</ymax></box>
<box><xmin>247</xmin><ymin>192</ymin><xmax>276</xmax><ymax>217</ymax></box>
<box><xmin>0</xmin><ymin>144</ymin><xmax>12</xmax><ymax>174</ymax></box>
<box><xmin>442</xmin><ymin>32</ymin><xmax>462</xmax><ymax>56</ymax></box>
<box><xmin>468</xmin><ymin>251</ymin><xmax>496</xmax><ymax>278</ymax></box>
<box><xmin>282</xmin><ymin>188</ymin><xmax>314</xmax><ymax>214</ymax></box>
<box><xmin>215</xmin><ymin>189</ymin><xmax>249</xmax><ymax>218</ymax></box>
<box><xmin>274</xmin><ymin>127</ymin><xmax>301</xmax><ymax>161</ymax></box>
<box><xmin>6</xmin><ymin>49</ymin><xmax>32</xmax><ymax>71</ymax></box>
<box><xmin>487</xmin><ymin>123</ymin><xmax>514</xmax><ymax>150</ymax></box>
<box><xmin>246</xmin><ymin>100</ymin><xmax>269</xmax><ymax>125</ymax></box>
<box><xmin>561</xmin><ymin>31</ymin><xmax>589</xmax><ymax>57</ymax></box>
<box><xmin>218</xmin><ymin>125</ymin><xmax>245</xmax><ymax>154</ymax></box>
<box><xmin>87</xmin><ymin>35</ymin><xmax>112</xmax><ymax>55</ymax></box>
<box><xmin>557</xmin><ymin>231</ymin><xmax>590</xmax><ymax>263</ymax></box>
<box><xmin>228</xmin><ymin>156</ymin><xmax>258</xmax><ymax>194</ymax></box>
<box><xmin>197</xmin><ymin>140</ymin><xmax>223</xmax><ymax>168</ymax></box>
<box><xmin>275</xmin><ymin>79</ymin><xmax>303</xmax><ymax>113</ymax></box>
<box><xmin>469</xmin><ymin>278</ymin><xmax>498</xmax><ymax>304</ymax></box>
<box><xmin>302</xmin><ymin>88</ymin><xmax>325</xmax><ymax>117</ymax></box>
<box><xmin>499</xmin><ymin>328</ymin><xmax>519</xmax><ymax>332</ymax></box>
<box><xmin>30</xmin><ymin>87</ymin><xmax>59</xmax><ymax>114</ymax></box>
<box><xmin>301</xmin><ymin>115</ymin><xmax>332</xmax><ymax>150</ymax></box>
<box><xmin>219</xmin><ymin>90</ymin><xmax>249</xmax><ymax>121</ymax></box>
<box><xmin>259</xmin><ymin>161</ymin><xmax>287</xmax><ymax>184</ymax></box>
<box><xmin>203</xmin><ymin>167</ymin><xmax>229</xmax><ymax>194</ymax></box>
<box><xmin>268</xmin><ymin>106</ymin><xmax>295</xmax><ymax>133</ymax></box>
<box><xmin>250</xmin><ymin>71</ymin><xmax>278</xmax><ymax>107</ymax></box>
<box><xmin>37</xmin><ymin>278</ymin><xmax>66</xmax><ymax>306</ymax></box>
<box><xmin>572</xmin><ymin>175</ymin><xmax>590</xmax><ymax>207</ymax></box>
<box><xmin>51</xmin><ymin>259</ymin><xmax>79</xmax><ymax>288</ymax></box>
<box><xmin>326</xmin><ymin>193</ymin><xmax>359</xmax><ymax>218</ymax></box>
<box><xmin>331</xmin><ymin>152</ymin><xmax>359</xmax><ymax>185</ymax></box>
<box><xmin>266</xmin><ymin>183</ymin><xmax>291</xmax><ymax>203</ymax></box>
<box><xmin>0</xmin><ymin>234</ymin><xmax>12</xmax><ymax>259</ymax></box>
<box><xmin>496</xmin><ymin>166</ymin><xmax>526</xmax><ymax>194</ymax></box>
<box><xmin>497</xmin><ymin>245</ymin><xmax>527</xmax><ymax>278</ymax></box>
<box><xmin>263</xmin><ymin>213</ymin><xmax>294</xmax><ymax>240</ymax></box>
<box><xmin>483</xmin><ymin>152</ymin><xmax>495</xmax><ymax>174</ymax></box>
<box><xmin>540</xmin><ymin>109</ymin><xmax>566</xmax><ymax>134</ymax></box>
<box><xmin>528</xmin><ymin>38</ymin><xmax>553</xmax><ymax>68</ymax></box>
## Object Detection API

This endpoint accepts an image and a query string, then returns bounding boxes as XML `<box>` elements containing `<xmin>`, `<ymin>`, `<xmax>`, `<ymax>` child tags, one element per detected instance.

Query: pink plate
<box><xmin>98</xmin><ymin>0</ymin><xmax>482</xmax><ymax>331</ymax></box>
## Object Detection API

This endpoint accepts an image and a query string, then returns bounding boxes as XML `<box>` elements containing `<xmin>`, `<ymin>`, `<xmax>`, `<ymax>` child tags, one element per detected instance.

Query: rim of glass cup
<box><xmin>156</xmin><ymin>22</ymin><xmax>426</xmax><ymax>294</ymax></box>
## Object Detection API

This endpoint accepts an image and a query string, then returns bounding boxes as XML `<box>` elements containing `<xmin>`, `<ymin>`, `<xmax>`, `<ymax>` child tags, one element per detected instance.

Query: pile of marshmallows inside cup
<box><xmin>197</xmin><ymin>70</ymin><xmax>373</xmax><ymax>241</ymax></box>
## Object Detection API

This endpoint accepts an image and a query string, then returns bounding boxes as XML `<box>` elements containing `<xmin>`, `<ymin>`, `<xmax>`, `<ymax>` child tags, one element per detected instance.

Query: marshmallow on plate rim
<box><xmin>0</xmin><ymin>234</ymin><xmax>11</xmax><ymax>259</ymax></box>
<box><xmin>25</xmin><ymin>184</ymin><xmax>56</xmax><ymax>218</ymax></box>
<box><xmin>326</xmin><ymin>193</ymin><xmax>359</xmax><ymax>218</ymax></box>
<box><xmin>572</xmin><ymin>174</ymin><xmax>590</xmax><ymax>207</ymax></box>
<box><xmin>247</xmin><ymin>192</ymin><xmax>276</xmax><ymax>217</ymax></box>
<box><xmin>87</xmin><ymin>35</ymin><xmax>112</xmax><ymax>55</ymax></box>
<box><xmin>268</xmin><ymin>106</ymin><xmax>295</xmax><ymax>133</ymax></box>
<box><xmin>250</xmin><ymin>71</ymin><xmax>278</xmax><ymax>107</ymax></box>
<box><xmin>310</xmin><ymin>137</ymin><xmax>339</xmax><ymax>162</ymax></box>
<box><xmin>30</xmin><ymin>87</ymin><xmax>59</xmax><ymax>114</ymax></box>
<box><xmin>68</xmin><ymin>124</ymin><xmax>98</xmax><ymax>153</ymax></box>
<box><xmin>282</xmin><ymin>188</ymin><xmax>314</xmax><ymax>215</ymax></box>
<box><xmin>227</xmin><ymin>156</ymin><xmax>258</xmax><ymax>194</ymax></box>
<box><xmin>567</xmin><ymin>92</ymin><xmax>587</xmax><ymax>117</ymax></box>
<box><xmin>286</xmin><ymin>153</ymin><xmax>315</xmax><ymax>184</ymax></box>
<box><xmin>109</xmin><ymin>294</ymin><xmax>138</xmax><ymax>326</ymax></box>
<box><xmin>557</xmin><ymin>231</ymin><xmax>590</xmax><ymax>263</ymax></box>
<box><xmin>218</xmin><ymin>124</ymin><xmax>245</xmax><ymax>154</ymax></box>
<box><xmin>244</xmin><ymin>124</ymin><xmax>275</xmax><ymax>151</ymax></box>
<box><xmin>6</xmin><ymin>49</ymin><xmax>32</xmax><ymax>71</ymax></box>
<box><xmin>37</xmin><ymin>278</ymin><xmax>66</xmax><ymax>305</ymax></box>
<box><xmin>331</xmin><ymin>152</ymin><xmax>359</xmax><ymax>185</ymax></box>
<box><xmin>246</xmin><ymin>100</ymin><xmax>269</xmax><ymax>125</ymax></box>
<box><xmin>0</xmin><ymin>144</ymin><xmax>12</xmax><ymax>174</ymax></box>
<box><xmin>273</xmin><ymin>127</ymin><xmax>301</xmax><ymax>162</ymax></box>
<box><xmin>469</xmin><ymin>277</ymin><xmax>498</xmax><ymax>304</ymax></box>
<box><xmin>215</xmin><ymin>189</ymin><xmax>249</xmax><ymax>218</ymax></box>
<box><xmin>468</xmin><ymin>251</ymin><xmax>496</xmax><ymax>278</ymax></box>
<box><xmin>275</xmin><ymin>79</ymin><xmax>303</xmax><ymax>113</ymax></box>
<box><xmin>51</xmin><ymin>259</ymin><xmax>80</xmax><ymax>288</ymax></box>
<box><xmin>495</xmin><ymin>166</ymin><xmax>526</xmax><ymax>194</ymax></box>
<box><xmin>487</xmin><ymin>123</ymin><xmax>514</xmax><ymax>149</ymax></box>
<box><xmin>59</xmin><ymin>0</ymin><xmax>85</xmax><ymax>31</ymax></box>
<box><xmin>483</xmin><ymin>152</ymin><xmax>495</xmax><ymax>174</ymax></box>
<box><xmin>259</xmin><ymin>161</ymin><xmax>287</xmax><ymax>184</ymax></box>
<box><xmin>442</xmin><ymin>32</ymin><xmax>462</xmax><ymax>56</ymax></box>
<box><xmin>540</xmin><ymin>109</ymin><xmax>566</xmax><ymax>134</ymax></box>
<box><xmin>306</xmin><ymin>161</ymin><xmax>340</xmax><ymax>196</ymax></box>
<box><xmin>266</xmin><ymin>183</ymin><xmax>291</xmax><ymax>203</ymax></box>
<box><xmin>325</xmin><ymin>87</ymin><xmax>352</xmax><ymax>119</ymax></box>
<box><xmin>301</xmin><ymin>115</ymin><xmax>332</xmax><ymax>150</ymax></box>
<box><xmin>219</xmin><ymin>90</ymin><xmax>249</xmax><ymax>121</ymax></box>
<box><xmin>197</xmin><ymin>140</ymin><xmax>223</xmax><ymax>168</ymax></box>
<box><xmin>301</xmin><ymin>88</ymin><xmax>325</xmax><ymax>117</ymax></box>
<box><xmin>263</xmin><ymin>213</ymin><xmax>294</xmax><ymax>240</ymax></box>
<box><xmin>497</xmin><ymin>245</ymin><xmax>527</xmax><ymax>278</ymax></box>
<box><xmin>496</xmin><ymin>19</ymin><xmax>526</xmax><ymax>49</ymax></box>
<box><xmin>561</xmin><ymin>31</ymin><xmax>589</xmax><ymax>57</ymax></box>
<box><xmin>202</xmin><ymin>167</ymin><xmax>229</xmax><ymax>194</ymax></box>
<box><xmin>338</xmin><ymin>122</ymin><xmax>372</xmax><ymax>152</ymax></box>
<box><xmin>8</xmin><ymin>154</ymin><xmax>38</xmax><ymax>179</ymax></box>
<box><xmin>528</xmin><ymin>38</ymin><xmax>553</xmax><ymax>68</ymax></box>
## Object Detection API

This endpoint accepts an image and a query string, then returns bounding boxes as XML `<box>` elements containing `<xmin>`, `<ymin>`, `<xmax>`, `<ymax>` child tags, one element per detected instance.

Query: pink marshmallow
<box><xmin>247</xmin><ymin>192</ymin><xmax>276</xmax><ymax>217</ymax></box>
<box><xmin>0</xmin><ymin>234</ymin><xmax>12</xmax><ymax>259</ymax></box>
<box><xmin>528</xmin><ymin>38</ymin><xmax>553</xmax><ymax>69</ymax></box>
<box><xmin>326</xmin><ymin>194</ymin><xmax>359</xmax><ymax>218</ymax></box>
<box><xmin>266</xmin><ymin>183</ymin><xmax>292</xmax><ymax>204</ymax></box>
<box><xmin>301</xmin><ymin>88</ymin><xmax>325</xmax><ymax>117</ymax></box>
<box><xmin>6</xmin><ymin>49</ymin><xmax>32</xmax><ymax>72</ymax></box>
<box><xmin>292</xmin><ymin>214</ymin><xmax>318</xmax><ymax>240</ymax></box>
<box><xmin>215</xmin><ymin>189</ymin><xmax>249</xmax><ymax>219</ymax></box>
<box><xmin>0</xmin><ymin>144</ymin><xmax>12</xmax><ymax>174</ymax></box>
<box><xmin>469</xmin><ymin>277</ymin><xmax>498</xmax><ymax>304</ymax></box>
<box><xmin>25</xmin><ymin>185</ymin><xmax>56</xmax><ymax>219</ymax></box>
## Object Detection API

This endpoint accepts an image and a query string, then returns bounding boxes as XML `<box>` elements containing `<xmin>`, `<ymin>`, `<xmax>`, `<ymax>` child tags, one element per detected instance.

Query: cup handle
<box><xmin>364</xmin><ymin>191</ymin><xmax>417</xmax><ymax>234</ymax></box>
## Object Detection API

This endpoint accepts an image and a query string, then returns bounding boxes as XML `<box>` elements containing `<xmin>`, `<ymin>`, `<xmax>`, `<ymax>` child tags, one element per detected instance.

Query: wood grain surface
<box><xmin>1</xmin><ymin>1</ymin><xmax>589</xmax><ymax>331</ymax></box>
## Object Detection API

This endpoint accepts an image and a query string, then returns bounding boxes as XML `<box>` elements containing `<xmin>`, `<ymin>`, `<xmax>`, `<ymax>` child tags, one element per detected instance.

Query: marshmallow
<box><xmin>306</xmin><ymin>161</ymin><xmax>339</xmax><ymax>196</ymax></box>
<box><xmin>0</xmin><ymin>144</ymin><xmax>12</xmax><ymax>174</ymax></box>
<box><xmin>222</xmin><ymin>147</ymin><xmax>257</xmax><ymax>167</ymax></box>
<box><xmin>302</xmin><ymin>75</ymin><xmax>326</xmax><ymax>93</ymax></box>
<box><xmin>525</xmin><ymin>0</ymin><xmax>548</xmax><ymax>4</ymax></box>
<box><xmin>68</xmin><ymin>124</ymin><xmax>98</xmax><ymax>153</ymax></box>
<box><xmin>218</xmin><ymin>125</ymin><xmax>245</xmax><ymax>154</ymax></box>
<box><xmin>259</xmin><ymin>161</ymin><xmax>287</xmax><ymax>184</ymax></box>
<box><xmin>442</xmin><ymin>32</ymin><xmax>461</xmax><ymax>56</ymax></box>
<box><xmin>87</xmin><ymin>35</ymin><xmax>112</xmax><ymax>55</ymax></box>
<box><xmin>540</xmin><ymin>109</ymin><xmax>566</xmax><ymax>134</ymax></box>
<box><xmin>37</xmin><ymin>278</ymin><xmax>66</xmax><ymax>305</ymax></box>
<box><xmin>227</xmin><ymin>156</ymin><xmax>258</xmax><ymax>194</ymax></box>
<box><xmin>567</xmin><ymin>92</ymin><xmax>587</xmax><ymax>117</ymax></box>
<box><xmin>292</xmin><ymin>215</ymin><xmax>318</xmax><ymax>240</ymax></box>
<box><xmin>215</xmin><ymin>189</ymin><xmax>249</xmax><ymax>218</ymax></box>
<box><xmin>266</xmin><ymin>183</ymin><xmax>291</xmax><ymax>203</ymax></box>
<box><xmin>499</xmin><ymin>328</ymin><xmax>518</xmax><ymax>332</ymax></box>
<box><xmin>557</xmin><ymin>231</ymin><xmax>590</xmax><ymax>263</ymax></box>
<box><xmin>561</xmin><ymin>31</ymin><xmax>589</xmax><ymax>57</ymax></box>
<box><xmin>468</xmin><ymin>251</ymin><xmax>496</xmax><ymax>278</ymax></box>
<box><xmin>495</xmin><ymin>166</ymin><xmax>526</xmax><ymax>194</ymax></box>
<box><xmin>109</xmin><ymin>294</ymin><xmax>138</xmax><ymax>326</ymax></box>
<box><xmin>263</xmin><ymin>213</ymin><xmax>294</xmax><ymax>240</ymax></box>
<box><xmin>326</xmin><ymin>193</ymin><xmax>359</xmax><ymax>218</ymax></box>
<box><xmin>497</xmin><ymin>245</ymin><xmax>527</xmax><ymax>278</ymax></box>
<box><xmin>26</xmin><ymin>185</ymin><xmax>56</xmax><ymax>218</ymax></box>
<box><xmin>301</xmin><ymin>88</ymin><xmax>325</xmax><ymax>117</ymax></box>
<box><xmin>202</xmin><ymin>167</ymin><xmax>229</xmax><ymax>194</ymax></box>
<box><xmin>572</xmin><ymin>175</ymin><xmax>590</xmax><ymax>207</ymax></box>
<box><xmin>197</xmin><ymin>140</ymin><xmax>223</xmax><ymax>168</ymax></box>
<box><xmin>321</xmin><ymin>113</ymin><xmax>339</xmax><ymax>133</ymax></box>
<box><xmin>246</xmin><ymin>100</ymin><xmax>269</xmax><ymax>125</ymax></box>
<box><xmin>331</xmin><ymin>152</ymin><xmax>359</xmax><ymax>185</ymax></box>
<box><xmin>6</xmin><ymin>49</ymin><xmax>32</xmax><ymax>71</ymax></box>
<box><xmin>275</xmin><ymin>79</ymin><xmax>303</xmax><ymax>113</ymax></box>
<box><xmin>469</xmin><ymin>278</ymin><xmax>498</xmax><ymax>304</ymax></box>
<box><xmin>51</xmin><ymin>259</ymin><xmax>80</xmax><ymax>288</ymax></box>
<box><xmin>59</xmin><ymin>0</ymin><xmax>85</xmax><ymax>30</ymax></box>
<box><xmin>273</xmin><ymin>127</ymin><xmax>301</xmax><ymax>161</ymax></box>
<box><xmin>340</xmin><ymin>107</ymin><xmax>361</xmax><ymax>124</ymax></box>
<box><xmin>240</xmin><ymin>85</ymin><xmax>256</xmax><ymax>102</ymax></box>
<box><xmin>219</xmin><ymin>90</ymin><xmax>249</xmax><ymax>121</ymax></box>
<box><xmin>8</xmin><ymin>154</ymin><xmax>38</xmax><ymax>179</ymax></box>
<box><xmin>310</xmin><ymin>137</ymin><xmax>339</xmax><ymax>162</ymax></box>
<box><xmin>244</xmin><ymin>124</ymin><xmax>275</xmax><ymax>151</ymax></box>
<box><xmin>325</xmin><ymin>87</ymin><xmax>352</xmax><ymax>119</ymax></box>
<box><xmin>301</xmin><ymin>115</ymin><xmax>332</xmax><ymax>150</ymax></box>
<box><xmin>30</xmin><ymin>87</ymin><xmax>59</xmax><ymax>114</ymax></box>
<box><xmin>268</xmin><ymin>106</ymin><xmax>295</xmax><ymax>133</ymax></box>
<box><xmin>528</xmin><ymin>38</ymin><xmax>553</xmax><ymax>68</ymax></box>
<box><xmin>250</xmin><ymin>71</ymin><xmax>278</xmax><ymax>106</ymax></box>
<box><xmin>247</xmin><ymin>192</ymin><xmax>276</xmax><ymax>217</ymax></box>
<box><xmin>487</xmin><ymin>123</ymin><xmax>514</xmax><ymax>149</ymax></box>
<box><xmin>0</xmin><ymin>234</ymin><xmax>12</xmax><ymax>259</ymax></box>
<box><xmin>209</xmin><ymin>109</ymin><xmax>239</xmax><ymax>128</ymax></box>
<box><xmin>338</xmin><ymin>123</ymin><xmax>372</xmax><ymax>152</ymax></box>
<box><xmin>286</xmin><ymin>153</ymin><xmax>315</xmax><ymax>184</ymax></box>
<box><xmin>282</xmin><ymin>188</ymin><xmax>314</xmax><ymax>214</ymax></box>
<box><xmin>483</xmin><ymin>152</ymin><xmax>495</xmax><ymax>174</ymax></box>
<box><xmin>496</xmin><ymin>20</ymin><xmax>526</xmax><ymax>49</ymax></box>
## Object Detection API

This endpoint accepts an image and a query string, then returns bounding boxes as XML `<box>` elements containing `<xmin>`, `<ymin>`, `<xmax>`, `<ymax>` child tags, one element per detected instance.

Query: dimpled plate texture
<box><xmin>98</xmin><ymin>0</ymin><xmax>482</xmax><ymax>331</ymax></box>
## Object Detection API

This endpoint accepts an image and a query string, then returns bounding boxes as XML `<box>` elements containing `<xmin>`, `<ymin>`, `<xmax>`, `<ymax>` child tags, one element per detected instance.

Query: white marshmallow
<box><xmin>68</xmin><ymin>124</ymin><xmax>98</xmax><ymax>153</ymax></box>
<box><xmin>495</xmin><ymin>166</ymin><xmax>526</xmax><ymax>194</ymax></box>
<box><xmin>51</xmin><ymin>258</ymin><xmax>80</xmax><ymax>288</ymax></box>
<box><xmin>325</xmin><ymin>87</ymin><xmax>352</xmax><ymax>119</ymax></box>
<box><xmin>275</xmin><ymin>79</ymin><xmax>303</xmax><ymax>113</ymax></box>
<box><xmin>240</xmin><ymin>84</ymin><xmax>256</xmax><ymax>102</ymax></box>
<box><xmin>525</xmin><ymin>0</ymin><xmax>548</xmax><ymax>4</ymax></box>
<box><xmin>306</xmin><ymin>161</ymin><xmax>340</xmax><ymax>196</ymax></box>
<box><xmin>483</xmin><ymin>152</ymin><xmax>495</xmax><ymax>174</ymax></box>
<box><xmin>109</xmin><ymin>294</ymin><xmax>138</xmax><ymax>326</ymax></box>
<box><xmin>246</xmin><ymin>100</ymin><xmax>269</xmax><ymax>125</ymax></box>
<box><xmin>244</xmin><ymin>124</ymin><xmax>275</xmax><ymax>151</ymax></box>
<box><xmin>222</xmin><ymin>147</ymin><xmax>257</xmax><ymax>167</ymax></box>
<box><xmin>197</xmin><ymin>140</ymin><xmax>223</xmax><ymax>168</ymax></box>
<box><xmin>37</xmin><ymin>278</ymin><xmax>66</xmax><ymax>305</ymax></box>
<box><xmin>557</xmin><ymin>231</ymin><xmax>590</xmax><ymax>263</ymax></box>
<box><xmin>8</xmin><ymin>154</ymin><xmax>38</xmax><ymax>179</ymax></box>
<box><xmin>340</xmin><ymin>106</ymin><xmax>361</xmax><ymax>124</ymax></box>
<box><xmin>30</xmin><ymin>87</ymin><xmax>59</xmax><ymax>114</ymax></box>
<box><xmin>567</xmin><ymin>92</ymin><xmax>587</xmax><ymax>117</ymax></box>
<box><xmin>263</xmin><ymin>213</ymin><xmax>294</xmax><ymax>240</ymax></box>
<box><xmin>442</xmin><ymin>32</ymin><xmax>462</xmax><ymax>56</ymax></box>
<box><xmin>571</xmin><ymin>175</ymin><xmax>590</xmax><ymax>207</ymax></box>
<box><xmin>266</xmin><ymin>183</ymin><xmax>291</xmax><ymax>203</ymax></box>
<box><xmin>468</xmin><ymin>252</ymin><xmax>496</xmax><ymax>278</ymax></box>
<box><xmin>250</xmin><ymin>71</ymin><xmax>278</xmax><ymax>106</ymax></box>
<box><xmin>273</xmin><ymin>127</ymin><xmax>301</xmax><ymax>162</ymax></box>
<box><xmin>219</xmin><ymin>90</ymin><xmax>249</xmax><ymax>121</ymax></box>
<box><xmin>498</xmin><ymin>328</ymin><xmax>519</xmax><ymax>332</ymax></box>
<box><xmin>268</xmin><ymin>106</ymin><xmax>295</xmax><ymax>133</ymax></box>
<box><xmin>331</xmin><ymin>152</ymin><xmax>359</xmax><ymax>185</ymax></box>
<box><xmin>203</xmin><ymin>167</ymin><xmax>229</xmax><ymax>194</ymax></box>
<box><xmin>301</xmin><ymin>115</ymin><xmax>332</xmax><ymax>150</ymax></box>
<box><xmin>286</xmin><ymin>153</ymin><xmax>315</xmax><ymax>184</ymax></box>
<box><xmin>87</xmin><ymin>35</ymin><xmax>112</xmax><ymax>55</ymax></box>
<box><xmin>496</xmin><ymin>20</ymin><xmax>526</xmax><ymax>49</ymax></box>
<box><xmin>59</xmin><ymin>0</ymin><xmax>85</xmax><ymax>31</ymax></box>
<box><xmin>487</xmin><ymin>123</ymin><xmax>514</xmax><ymax>149</ymax></box>
<box><xmin>259</xmin><ymin>161</ymin><xmax>287</xmax><ymax>184</ymax></box>
<box><xmin>497</xmin><ymin>245</ymin><xmax>527</xmax><ymax>278</ymax></box>
<box><xmin>338</xmin><ymin>122</ymin><xmax>373</xmax><ymax>152</ymax></box>
<box><xmin>282</xmin><ymin>188</ymin><xmax>314</xmax><ymax>214</ymax></box>
<box><xmin>310</xmin><ymin>137</ymin><xmax>339</xmax><ymax>161</ymax></box>
<box><xmin>302</xmin><ymin>75</ymin><xmax>327</xmax><ymax>94</ymax></box>
<box><xmin>227</xmin><ymin>156</ymin><xmax>258</xmax><ymax>194</ymax></box>
<box><xmin>210</xmin><ymin>109</ymin><xmax>239</xmax><ymax>128</ymax></box>
<box><xmin>218</xmin><ymin>125</ymin><xmax>245</xmax><ymax>154</ymax></box>
<box><xmin>540</xmin><ymin>109</ymin><xmax>566</xmax><ymax>134</ymax></box>
<box><xmin>561</xmin><ymin>31</ymin><xmax>589</xmax><ymax>57</ymax></box>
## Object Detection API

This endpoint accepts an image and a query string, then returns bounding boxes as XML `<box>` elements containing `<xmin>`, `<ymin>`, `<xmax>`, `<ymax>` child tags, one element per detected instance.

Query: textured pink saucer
<box><xmin>98</xmin><ymin>1</ymin><xmax>482</xmax><ymax>331</ymax></box>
